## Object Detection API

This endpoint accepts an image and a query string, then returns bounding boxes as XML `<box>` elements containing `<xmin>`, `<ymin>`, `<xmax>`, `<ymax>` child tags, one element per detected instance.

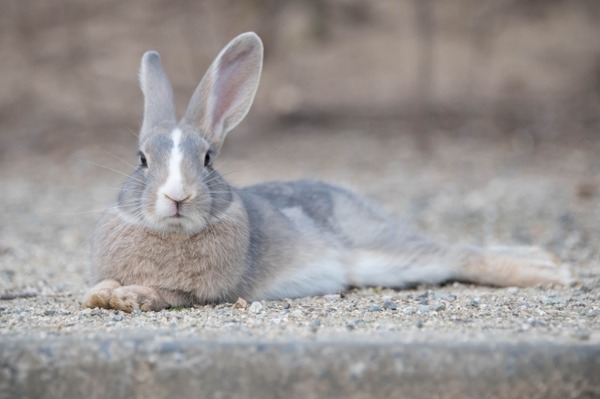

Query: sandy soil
<box><xmin>1</xmin><ymin>121</ymin><xmax>599</xmax><ymax>343</ymax></box>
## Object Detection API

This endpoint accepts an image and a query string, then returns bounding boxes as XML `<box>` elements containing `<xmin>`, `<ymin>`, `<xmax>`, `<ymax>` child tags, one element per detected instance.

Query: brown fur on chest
<box><xmin>92</xmin><ymin>206</ymin><xmax>251</xmax><ymax>301</ymax></box>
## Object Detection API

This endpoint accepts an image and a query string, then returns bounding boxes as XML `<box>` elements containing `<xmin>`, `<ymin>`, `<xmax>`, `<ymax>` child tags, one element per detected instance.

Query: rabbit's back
<box><xmin>242</xmin><ymin>179</ymin><xmax>408</xmax><ymax>250</ymax></box>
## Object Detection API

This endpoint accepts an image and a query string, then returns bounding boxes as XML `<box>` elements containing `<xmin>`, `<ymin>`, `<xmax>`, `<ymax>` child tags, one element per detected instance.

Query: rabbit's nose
<box><xmin>164</xmin><ymin>192</ymin><xmax>192</xmax><ymax>204</ymax></box>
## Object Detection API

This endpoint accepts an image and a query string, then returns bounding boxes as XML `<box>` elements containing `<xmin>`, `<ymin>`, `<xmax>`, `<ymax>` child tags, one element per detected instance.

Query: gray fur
<box><xmin>82</xmin><ymin>32</ymin><xmax>572</xmax><ymax>312</ymax></box>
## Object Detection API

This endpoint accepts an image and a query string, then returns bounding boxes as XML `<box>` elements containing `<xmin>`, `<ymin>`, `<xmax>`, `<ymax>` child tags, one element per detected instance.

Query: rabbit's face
<box><xmin>118</xmin><ymin>127</ymin><xmax>230</xmax><ymax>234</ymax></box>
<box><xmin>118</xmin><ymin>32</ymin><xmax>262</xmax><ymax>233</ymax></box>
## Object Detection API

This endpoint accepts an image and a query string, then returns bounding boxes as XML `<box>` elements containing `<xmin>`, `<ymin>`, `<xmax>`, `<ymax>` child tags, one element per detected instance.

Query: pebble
<box><xmin>383</xmin><ymin>301</ymin><xmax>397</xmax><ymax>310</ymax></box>
<box><xmin>233</xmin><ymin>297</ymin><xmax>248</xmax><ymax>309</ymax></box>
<box><xmin>418</xmin><ymin>305</ymin><xmax>430</xmax><ymax>313</ymax></box>
<box><xmin>113</xmin><ymin>313</ymin><xmax>124</xmax><ymax>322</ymax></box>
<box><xmin>417</xmin><ymin>292</ymin><xmax>429</xmax><ymax>305</ymax></box>
<box><xmin>367</xmin><ymin>305</ymin><xmax>382</xmax><ymax>312</ymax></box>
<box><xmin>248</xmin><ymin>302</ymin><xmax>263</xmax><ymax>314</ymax></box>
<box><xmin>544</xmin><ymin>295</ymin><xmax>566</xmax><ymax>306</ymax></box>
<box><xmin>90</xmin><ymin>309</ymin><xmax>103</xmax><ymax>316</ymax></box>
<box><xmin>433</xmin><ymin>302</ymin><xmax>446</xmax><ymax>312</ymax></box>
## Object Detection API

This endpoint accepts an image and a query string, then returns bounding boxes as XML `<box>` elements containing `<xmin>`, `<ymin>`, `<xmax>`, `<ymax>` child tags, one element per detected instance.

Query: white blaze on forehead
<box><xmin>159</xmin><ymin>128</ymin><xmax>186</xmax><ymax>202</ymax></box>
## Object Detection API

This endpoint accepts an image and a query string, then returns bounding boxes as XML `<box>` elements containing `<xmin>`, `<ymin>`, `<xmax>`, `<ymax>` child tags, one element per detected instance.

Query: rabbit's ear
<box><xmin>182</xmin><ymin>32</ymin><xmax>263</xmax><ymax>152</ymax></box>
<box><xmin>139</xmin><ymin>51</ymin><xmax>176</xmax><ymax>137</ymax></box>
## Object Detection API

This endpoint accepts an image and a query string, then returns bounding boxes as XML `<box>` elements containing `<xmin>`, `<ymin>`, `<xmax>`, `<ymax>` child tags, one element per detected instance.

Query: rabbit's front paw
<box><xmin>108</xmin><ymin>285</ymin><xmax>169</xmax><ymax>313</ymax></box>
<box><xmin>81</xmin><ymin>279</ymin><xmax>122</xmax><ymax>309</ymax></box>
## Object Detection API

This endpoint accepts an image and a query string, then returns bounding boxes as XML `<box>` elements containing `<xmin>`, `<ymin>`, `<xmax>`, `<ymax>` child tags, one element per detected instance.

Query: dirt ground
<box><xmin>1</xmin><ymin>119</ymin><xmax>599</xmax><ymax>344</ymax></box>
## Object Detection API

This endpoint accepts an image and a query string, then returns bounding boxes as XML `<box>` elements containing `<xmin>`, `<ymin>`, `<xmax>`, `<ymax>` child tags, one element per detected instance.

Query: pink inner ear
<box><xmin>210</xmin><ymin>47</ymin><xmax>254</xmax><ymax>131</ymax></box>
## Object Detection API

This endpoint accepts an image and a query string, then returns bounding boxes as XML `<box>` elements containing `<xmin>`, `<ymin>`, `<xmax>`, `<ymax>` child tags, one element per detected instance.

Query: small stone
<box><xmin>323</xmin><ymin>294</ymin><xmax>341</xmax><ymax>301</ymax></box>
<box><xmin>79</xmin><ymin>308</ymin><xmax>92</xmax><ymax>316</ymax></box>
<box><xmin>383</xmin><ymin>301</ymin><xmax>397</xmax><ymax>310</ymax></box>
<box><xmin>402</xmin><ymin>306</ymin><xmax>416</xmax><ymax>315</ymax></box>
<box><xmin>418</xmin><ymin>304</ymin><xmax>430</xmax><ymax>313</ymax></box>
<box><xmin>367</xmin><ymin>305</ymin><xmax>382</xmax><ymax>312</ymax></box>
<box><xmin>346</xmin><ymin>322</ymin><xmax>356</xmax><ymax>331</ymax></box>
<box><xmin>113</xmin><ymin>313</ymin><xmax>124</xmax><ymax>322</ymax></box>
<box><xmin>419</xmin><ymin>298</ymin><xmax>429</xmax><ymax>305</ymax></box>
<box><xmin>132</xmin><ymin>309</ymin><xmax>142</xmax><ymax>316</ymax></box>
<box><xmin>283</xmin><ymin>303</ymin><xmax>291</xmax><ymax>310</ymax></box>
<box><xmin>433</xmin><ymin>302</ymin><xmax>446</xmax><ymax>312</ymax></box>
<box><xmin>527</xmin><ymin>318</ymin><xmax>544</xmax><ymax>327</ymax></box>
<box><xmin>90</xmin><ymin>308</ymin><xmax>103</xmax><ymax>316</ymax></box>
<box><xmin>44</xmin><ymin>309</ymin><xmax>56</xmax><ymax>316</ymax></box>
<box><xmin>248</xmin><ymin>301</ymin><xmax>263</xmax><ymax>314</ymax></box>
<box><xmin>586</xmin><ymin>309</ymin><xmax>599</xmax><ymax>318</ymax></box>
<box><xmin>233</xmin><ymin>297</ymin><xmax>248</xmax><ymax>309</ymax></box>
<box><xmin>544</xmin><ymin>295</ymin><xmax>566</xmax><ymax>306</ymax></box>
<box><xmin>470</xmin><ymin>298</ymin><xmax>480</xmax><ymax>307</ymax></box>
<box><xmin>415</xmin><ymin>319</ymin><xmax>424</xmax><ymax>328</ymax></box>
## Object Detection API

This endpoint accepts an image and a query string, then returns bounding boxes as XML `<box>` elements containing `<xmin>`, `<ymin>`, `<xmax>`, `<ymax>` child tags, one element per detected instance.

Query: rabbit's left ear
<box><xmin>139</xmin><ymin>51</ymin><xmax>177</xmax><ymax>138</ymax></box>
<box><xmin>181</xmin><ymin>32</ymin><xmax>263</xmax><ymax>153</ymax></box>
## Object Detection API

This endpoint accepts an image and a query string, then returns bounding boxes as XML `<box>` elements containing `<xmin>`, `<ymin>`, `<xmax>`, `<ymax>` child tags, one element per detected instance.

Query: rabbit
<box><xmin>82</xmin><ymin>32</ymin><xmax>572</xmax><ymax>313</ymax></box>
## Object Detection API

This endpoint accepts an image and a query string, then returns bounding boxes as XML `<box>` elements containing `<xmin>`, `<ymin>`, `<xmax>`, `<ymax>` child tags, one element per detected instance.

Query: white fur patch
<box><xmin>156</xmin><ymin>128</ymin><xmax>185</xmax><ymax>217</ymax></box>
<box><xmin>260</xmin><ymin>249</ymin><xmax>348</xmax><ymax>300</ymax></box>
<box><xmin>348</xmin><ymin>250</ymin><xmax>455</xmax><ymax>287</ymax></box>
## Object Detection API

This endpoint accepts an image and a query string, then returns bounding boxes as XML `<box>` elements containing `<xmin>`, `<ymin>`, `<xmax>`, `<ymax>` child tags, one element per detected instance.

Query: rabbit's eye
<box><xmin>139</xmin><ymin>152</ymin><xmax>148</xmax><ymax>168</ymax></box>
<box><xmin>204</xmin><ymin>152</ymin><xmax>211</xmax><ymax>167</ymax></box>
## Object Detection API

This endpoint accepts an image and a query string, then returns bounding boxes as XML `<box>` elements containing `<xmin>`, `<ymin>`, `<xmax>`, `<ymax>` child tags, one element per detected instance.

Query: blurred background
<box><xmin>2</xmin><ymin>0</ymin><xmax>600</xmax><ymax>294</ymax></box>
<box><xmin>2</xmin><ymin>0</ymin><xmax>600</xmax><ymax>157</ymax></box>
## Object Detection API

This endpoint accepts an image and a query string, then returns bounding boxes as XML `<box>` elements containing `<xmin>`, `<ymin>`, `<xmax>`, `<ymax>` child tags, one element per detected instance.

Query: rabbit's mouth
<box><xmin>144</xmin><ymin>212</ymin><xmax>208</xmax><ymax>234</ymax></box>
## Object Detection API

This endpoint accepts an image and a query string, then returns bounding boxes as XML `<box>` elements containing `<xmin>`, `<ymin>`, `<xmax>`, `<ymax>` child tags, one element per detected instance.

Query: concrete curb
<box><xmin>1</xmin><ymin>332</ymin><xmax>598</xmax><ymax>399</ymax></box>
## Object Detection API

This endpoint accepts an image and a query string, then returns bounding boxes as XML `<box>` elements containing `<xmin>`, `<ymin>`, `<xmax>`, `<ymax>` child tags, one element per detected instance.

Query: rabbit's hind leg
<box><xmin>346</xmin><ymin>243</ymin><xmax>573</xmax><ymax>289</ymax></box>
<box><xmin>459</xmin><ymin>246</ymin><xmax>573</xmax><ymax>287</ymax></box>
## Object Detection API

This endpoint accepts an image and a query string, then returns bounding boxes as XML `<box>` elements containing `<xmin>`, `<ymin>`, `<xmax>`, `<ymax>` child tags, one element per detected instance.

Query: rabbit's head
<box><xmin>117</xmin><ymin>32</ymin><xmax>263</xmax><ymax>234</ymax></box>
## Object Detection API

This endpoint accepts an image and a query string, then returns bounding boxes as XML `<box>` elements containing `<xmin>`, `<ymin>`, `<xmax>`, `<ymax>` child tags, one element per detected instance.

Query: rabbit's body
<box><xmin>82</xmin><ymin>32</ymin><xmax>571</xmax><ymax>312</ymax></box>
<box><xmin>91</xmin><ymin>179</ymin><xmax>454</xmax><ymax>307</ymax></box>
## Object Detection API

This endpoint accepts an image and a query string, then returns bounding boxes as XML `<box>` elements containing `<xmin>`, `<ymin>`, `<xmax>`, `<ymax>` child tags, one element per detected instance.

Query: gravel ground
<box><xmin>1</xmin><ymin>124</ymin><xmax>599</xmax><ymax>344</ymax></box>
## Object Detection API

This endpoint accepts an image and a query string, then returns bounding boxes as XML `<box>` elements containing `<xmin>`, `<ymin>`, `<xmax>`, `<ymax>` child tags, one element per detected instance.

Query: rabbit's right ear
<box><xmin>139</xmin><ymin>51</ymin><xmax>176</xmax><ymax>137</ymax></box>
<box><xmin>182</xmin><ymin>32</ymin><xmax>263</xmax><ymax>153</ymax></box>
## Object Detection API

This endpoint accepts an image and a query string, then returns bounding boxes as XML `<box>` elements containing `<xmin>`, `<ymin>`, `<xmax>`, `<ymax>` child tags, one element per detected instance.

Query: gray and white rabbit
<box><xmin>82</xmin><ymin>32</ymin><xmax>571</xmax><ymax>312</ymax></box>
